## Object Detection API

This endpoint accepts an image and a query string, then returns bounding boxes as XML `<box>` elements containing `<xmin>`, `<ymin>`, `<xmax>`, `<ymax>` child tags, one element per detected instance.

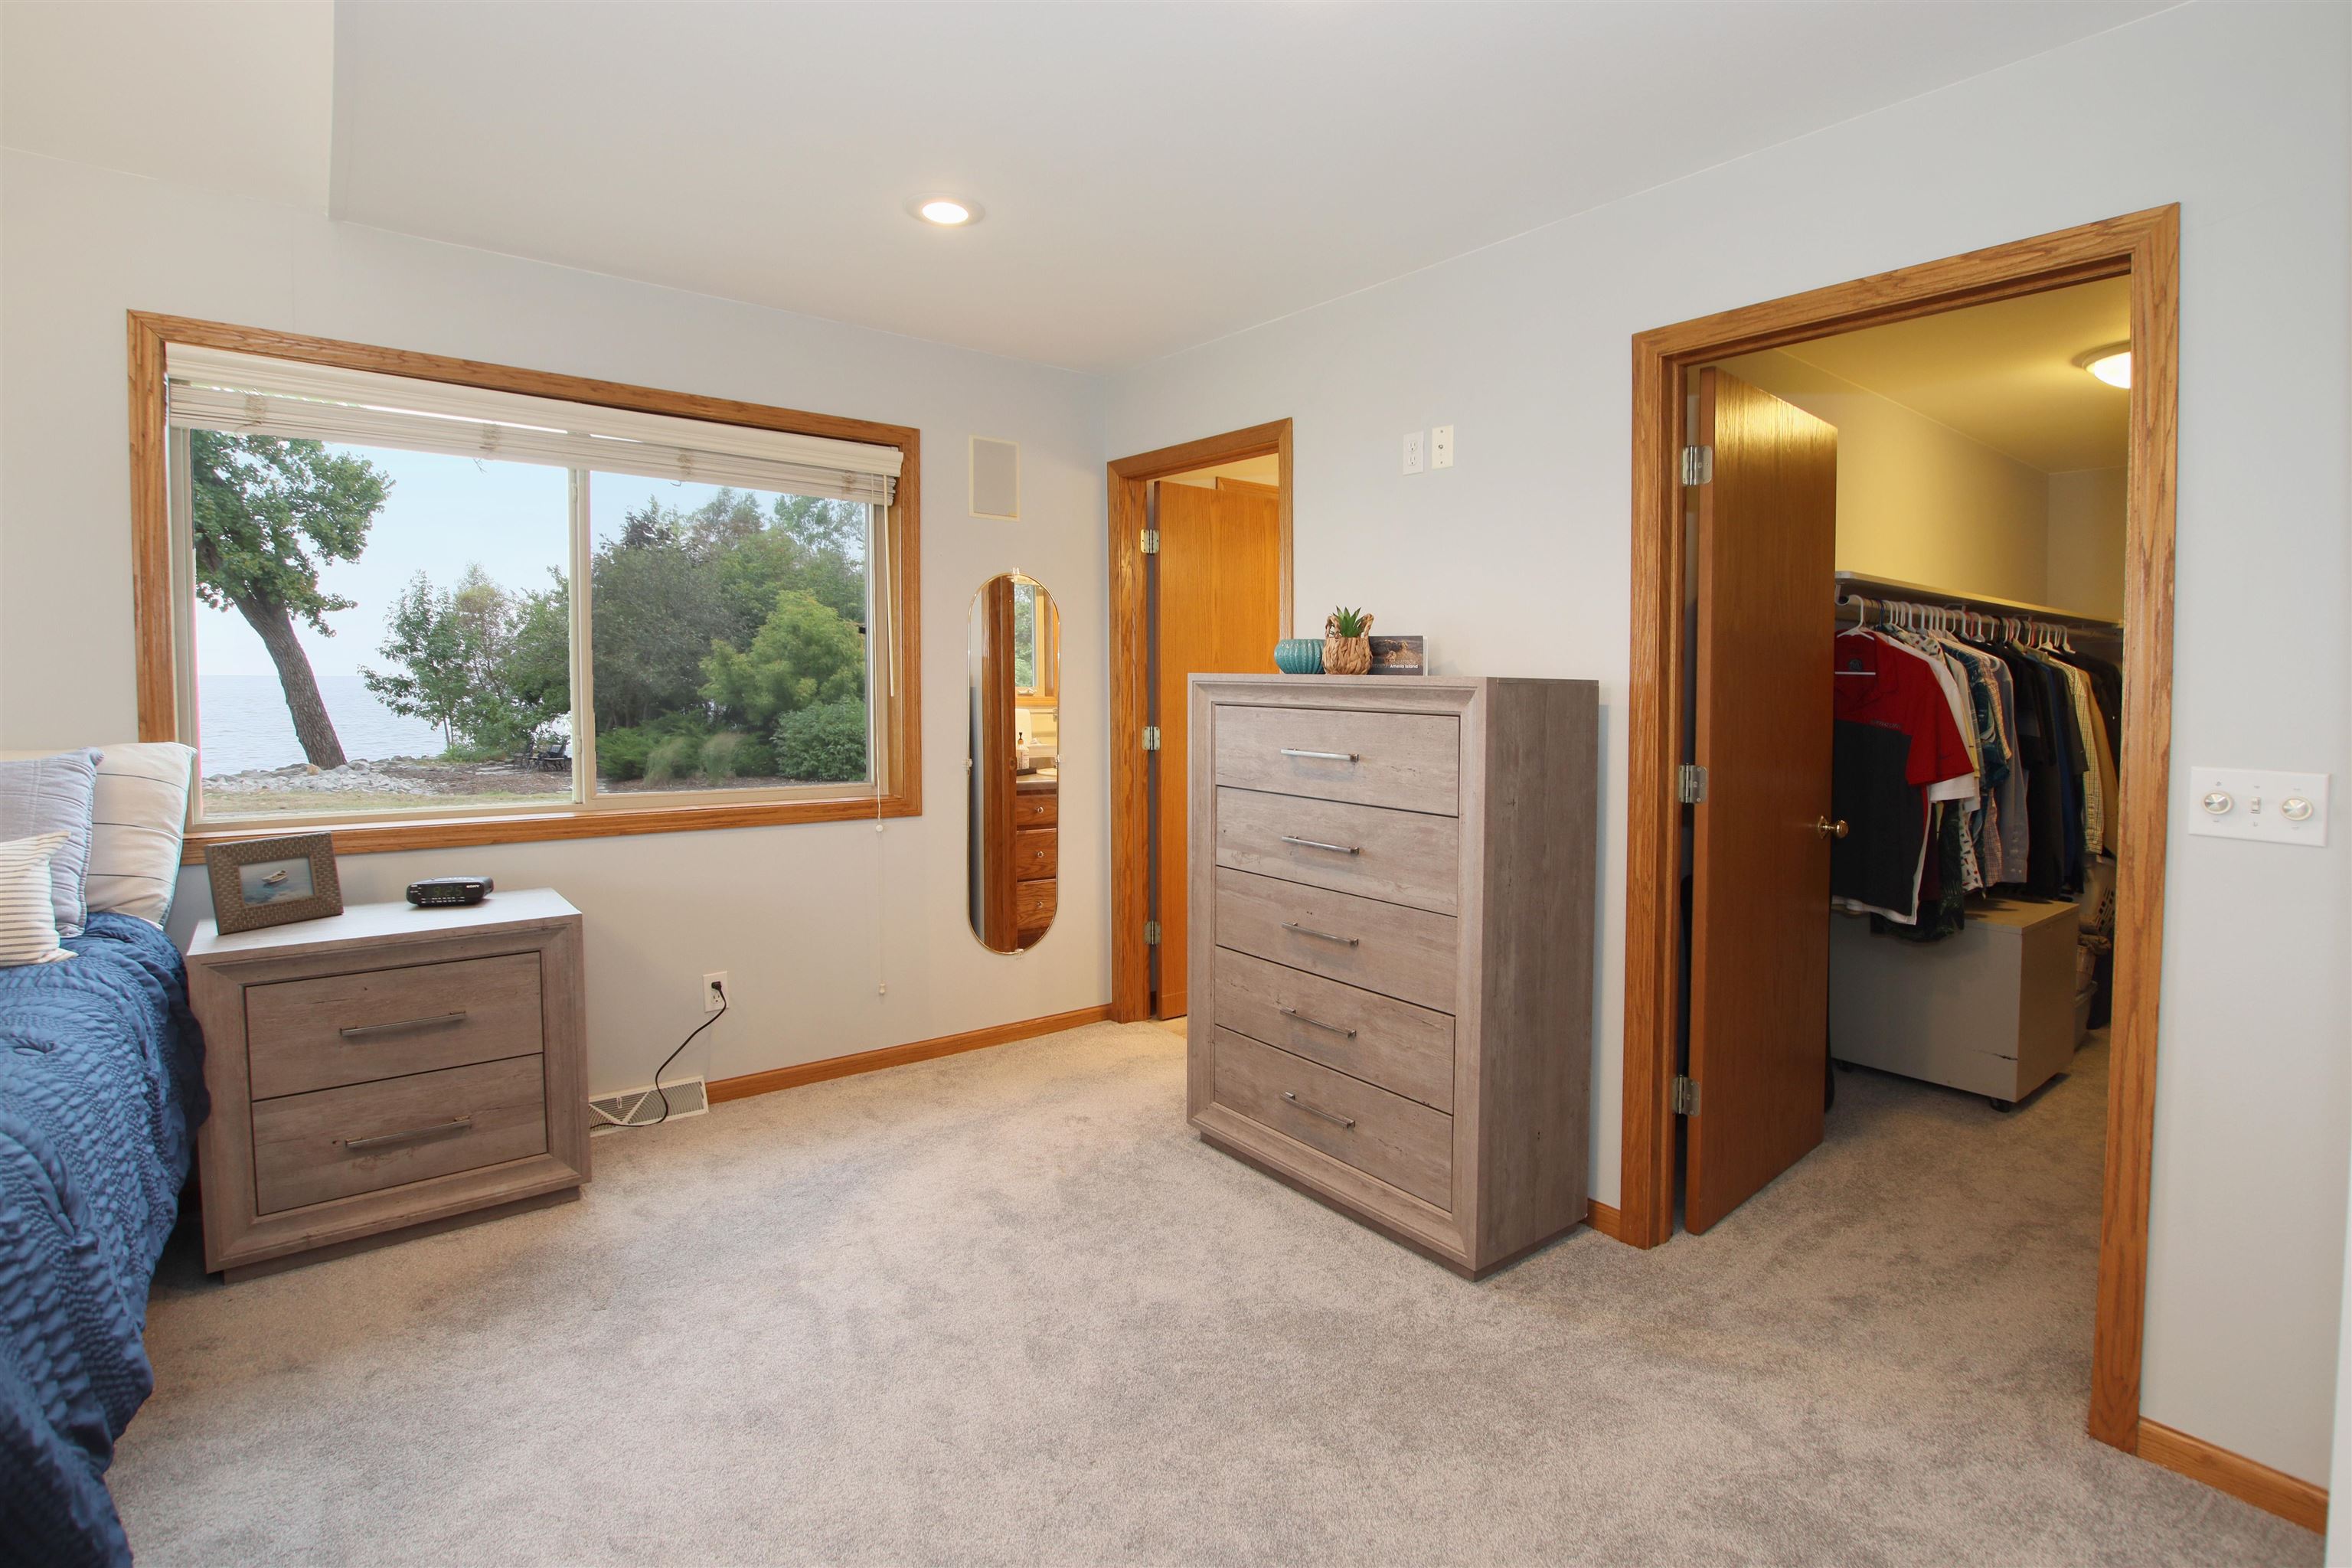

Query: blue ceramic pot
<box><xmin>1273</xmin><ymin>637</ymin><xmax>1325</xmax><ymax>675</ymax></box>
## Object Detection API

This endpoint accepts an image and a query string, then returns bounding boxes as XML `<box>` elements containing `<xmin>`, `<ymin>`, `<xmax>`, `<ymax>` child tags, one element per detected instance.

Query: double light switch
<box><xmin>2187</xmin><ymin>766</ymin><xmax>2330</xmax><ymax>847</ymax></box>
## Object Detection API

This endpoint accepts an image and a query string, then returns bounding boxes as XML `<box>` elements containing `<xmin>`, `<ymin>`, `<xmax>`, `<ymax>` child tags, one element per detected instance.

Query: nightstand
<box><xmin>185</xmin><ymin>888</ymin><xmax>589</xmax><ymax>1280</ymax></box>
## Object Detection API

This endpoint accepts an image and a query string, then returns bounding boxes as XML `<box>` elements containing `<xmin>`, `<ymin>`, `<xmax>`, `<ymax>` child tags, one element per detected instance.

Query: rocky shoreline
<box><xmin>201</xmin><ymin>757</ymin><xmax>557</xmax><ymax>798</ymax></box>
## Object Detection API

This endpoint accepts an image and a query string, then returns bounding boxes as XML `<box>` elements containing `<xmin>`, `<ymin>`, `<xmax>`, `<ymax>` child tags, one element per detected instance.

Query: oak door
<box><xmin>1152</xmin><ymin>479</ymin><xmax>1282</xmax><ymax>1019</ymax></box>
<box><xmin>976</xmin><ymin>575</ymin><xmax>1019</xmax><ymax>952</ymax></box>
<box><xmin>1684</xmin><ymin>368</ymin><xmax>1839</xmax><ymax>1233</ymax></box>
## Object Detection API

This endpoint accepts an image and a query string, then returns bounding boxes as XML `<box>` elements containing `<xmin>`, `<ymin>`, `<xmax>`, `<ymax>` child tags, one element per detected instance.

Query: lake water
<box><xmin>197</xmin><ymin>673</ymin><xmax>449</xmax><ymax>776</ymax></box>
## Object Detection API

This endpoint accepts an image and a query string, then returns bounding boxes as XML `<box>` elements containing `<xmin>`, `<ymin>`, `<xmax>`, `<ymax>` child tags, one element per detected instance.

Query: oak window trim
<box><xmin>127</xmin><ymin>311</ymin><xmax>923</xmax><ymax>860</ymax></box>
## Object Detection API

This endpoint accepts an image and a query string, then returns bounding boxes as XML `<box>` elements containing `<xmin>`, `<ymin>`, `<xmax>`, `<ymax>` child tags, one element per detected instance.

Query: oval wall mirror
<box><xmin>967</xmin><ymin>574</ymin><xmax>1060</xmax><ymax>952</ymax></box>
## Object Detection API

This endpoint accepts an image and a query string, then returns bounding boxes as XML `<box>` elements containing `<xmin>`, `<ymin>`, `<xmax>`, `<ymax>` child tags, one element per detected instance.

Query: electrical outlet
<box><xmin>703</xmin><ymin>972</ymin><xmax>730</xmax><ymax>1012</ymax></box>
<box><xmin>1432</xmin><ymin>424</ymin><xmax>1455</xmax><ymax>469</ymax></box>
<box><xmin>1400</xmin><ymin>430</ymin><xmax>1424</xmax><ymax>475</ymax></box>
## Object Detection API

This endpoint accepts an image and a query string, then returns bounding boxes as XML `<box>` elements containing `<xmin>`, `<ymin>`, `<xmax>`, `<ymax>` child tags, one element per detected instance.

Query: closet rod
<box><xmin>1831</xmin><ymin>570</ymin><xmax>2122</xmax><ymax>635</ymax></box>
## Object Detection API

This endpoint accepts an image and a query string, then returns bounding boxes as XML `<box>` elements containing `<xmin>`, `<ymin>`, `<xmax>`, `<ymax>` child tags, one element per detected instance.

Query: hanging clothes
<box><xmin>1830</xmin><ymin>627</ymin><xmax>1975</xmax><ymax>925</ymax></box>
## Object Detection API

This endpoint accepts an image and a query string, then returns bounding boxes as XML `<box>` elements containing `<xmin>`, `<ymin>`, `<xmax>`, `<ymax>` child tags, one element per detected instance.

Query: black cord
<box><xmin>629</xmin><ymin>981</ymin><xmax>727</xmax><ymax>1128</ymax></box>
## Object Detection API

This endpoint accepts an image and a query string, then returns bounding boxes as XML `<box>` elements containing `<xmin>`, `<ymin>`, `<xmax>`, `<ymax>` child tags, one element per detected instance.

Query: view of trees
<box><xmin>577</xmin><ymin>487</ymin><xmax>871</xmax><ymax>785</ymax></box>
<box><xmin>195</xmin><ymin>431</ymin><xmax>871</xmax><ymax>788</ymax></box>
<box><xmin>190</xmin><ymin>430</ymin><xmax>391</xmax><ymax>768</ymax></box>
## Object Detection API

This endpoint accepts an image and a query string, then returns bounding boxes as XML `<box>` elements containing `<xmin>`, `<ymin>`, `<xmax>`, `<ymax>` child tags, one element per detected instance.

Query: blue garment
<box><xmin>0</xmin><ymin>913</ymin><xmax>206</xmax><ymax>1568</ymax></box>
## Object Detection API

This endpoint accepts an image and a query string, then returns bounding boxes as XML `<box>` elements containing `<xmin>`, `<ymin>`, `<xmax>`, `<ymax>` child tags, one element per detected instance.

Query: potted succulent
<box><xmin>1323</xmin><ymin>606</ymin><xmax>1374</xmax><ymax>675</ymax></box>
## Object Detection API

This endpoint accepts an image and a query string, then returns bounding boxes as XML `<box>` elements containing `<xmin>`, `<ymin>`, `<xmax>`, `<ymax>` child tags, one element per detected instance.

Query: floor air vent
<box><xmin>589</xmin><ymin>1077</ymin><xmax>709</xmax><ymax>1129</ymax></box>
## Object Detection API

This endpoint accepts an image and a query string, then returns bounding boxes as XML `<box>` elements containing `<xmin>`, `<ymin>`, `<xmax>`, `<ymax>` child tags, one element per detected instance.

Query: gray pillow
<box><xmin>0</xmin><ymin>749</ymin><xmax>100</xmax><ymax>937</ymax></box>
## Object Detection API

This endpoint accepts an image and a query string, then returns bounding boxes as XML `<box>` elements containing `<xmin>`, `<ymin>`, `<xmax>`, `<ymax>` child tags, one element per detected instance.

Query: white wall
<box><xmin>0</xmin><ymin>150</ymin><xmax>1111</xmax><ymax>1099</ymax></box>
<box><xmin>2048</xmin><ymin>466</ymin><xmax>2130</xmax><ymax>619</ymax></box>
<box><xmin>1717</xmin><ymin>348</ymin><xmax>2054</xmax><ymax>603</ymax></box>
<box><xmin>1103</xmin><ymin>2</ymin><xmax>2352</xmax><ymax>1485</ymax></box>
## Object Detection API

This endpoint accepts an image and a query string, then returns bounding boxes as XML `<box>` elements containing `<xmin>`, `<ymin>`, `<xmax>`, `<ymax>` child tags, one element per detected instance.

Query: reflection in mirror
<box><xmin>969</xmin><ymin>575</ymin><xmax>1060</xmax><ymax>952</ymax></box>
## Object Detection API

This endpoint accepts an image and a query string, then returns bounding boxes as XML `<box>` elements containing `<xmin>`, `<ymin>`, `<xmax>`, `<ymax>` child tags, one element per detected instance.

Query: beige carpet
<box><xmin>113</xmin><ymin>1021</ymin><xmax>2318</xmax><ymax>1566</ymax></box>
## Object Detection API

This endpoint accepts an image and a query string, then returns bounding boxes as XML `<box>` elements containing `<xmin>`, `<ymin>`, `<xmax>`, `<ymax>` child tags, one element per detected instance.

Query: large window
<box><xmin>132</xmin><ymin>318</ymin><xmax>920</xmax><ymax>854</ymax></box>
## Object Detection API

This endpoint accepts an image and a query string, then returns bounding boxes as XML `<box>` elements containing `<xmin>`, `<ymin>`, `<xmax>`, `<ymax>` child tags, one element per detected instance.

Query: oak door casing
<box><xmin>1152</xmin><ymin>480</ymin><xmax>1282</xmax><ymax>1018</ymax></box>
<box><xmin>1684</xmin><ymin>369</ymin><xmax>1838</xmax><ymax>1235</ymax></box>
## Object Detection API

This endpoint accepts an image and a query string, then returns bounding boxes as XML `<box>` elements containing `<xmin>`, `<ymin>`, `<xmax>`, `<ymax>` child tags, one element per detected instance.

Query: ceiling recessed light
<box><xmin>911</xmin><ymin>196</ymin><xmax>981</xmax><ymax>227</ymax></box>
<box><xmin>2073</xmin><ymin>341</ymin><xmax>2131</xmax><ymax>389</ymax></box>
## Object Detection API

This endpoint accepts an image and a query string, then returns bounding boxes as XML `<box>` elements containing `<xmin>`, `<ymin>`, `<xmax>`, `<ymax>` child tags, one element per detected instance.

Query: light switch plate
<box><xmin>1401</xmin><ymin>430</ymin><xmax>1425</xmax><ymax>475</ymax></box>
<box><xmin>1431</xmin><ymin>424</ymin><xmax>1455</xmax><ymax>469</ymax></box>
<box><xmin>2186</xmin><ymin>766</ymin><xmax>2329</xmax><ymax>847</ymax></box>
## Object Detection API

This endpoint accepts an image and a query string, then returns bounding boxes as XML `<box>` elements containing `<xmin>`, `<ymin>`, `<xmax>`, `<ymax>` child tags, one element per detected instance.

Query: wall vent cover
<box><xmin>589</xmin><ymin>1076</ymin><xmax>709</xmax><ymax>1129</ymax></box>
<box><xmin>971</xmin><ymin>436</ymin><xmax>1020</xmax><ymax>521</ymax></box>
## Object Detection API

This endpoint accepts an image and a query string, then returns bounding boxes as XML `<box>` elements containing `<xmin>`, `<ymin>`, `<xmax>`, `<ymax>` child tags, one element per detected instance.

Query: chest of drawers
<box><xmin>1186</xmin><ymin>675</ymin><xmax>1596</xmax><ymax>1276</ymax></box>
<box><xmin>186</xmin><ymin>889</ymin><xmax>589</xmax><ymax>1279</ymax></box>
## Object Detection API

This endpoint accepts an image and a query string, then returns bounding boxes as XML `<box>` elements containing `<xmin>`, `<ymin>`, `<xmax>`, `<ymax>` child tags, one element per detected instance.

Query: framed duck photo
<box><xmin>204</xmin><ymin>833</ymin><xmax>345</xmax><ymax>935</ymax></box>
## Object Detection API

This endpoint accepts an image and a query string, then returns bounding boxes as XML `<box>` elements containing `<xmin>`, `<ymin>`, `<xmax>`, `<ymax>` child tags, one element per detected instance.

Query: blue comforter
<box><xmin>0</xmin><ymin>914</ymin><xmax>205</xmax><ymax>1568</ymax></box>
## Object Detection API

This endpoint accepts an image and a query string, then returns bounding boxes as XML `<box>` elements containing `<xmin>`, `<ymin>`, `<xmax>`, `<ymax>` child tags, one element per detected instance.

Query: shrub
<box><xmin>644</xmin><ymin>735</ymin><xmax>697</xmax><ymax>786</ymax></box>
<box><xmin>776</xmin><ymin>698</ymin><xmax>868</xmax><ymax>782</ymax></box>
<box><xmin>596</xmin><ymin>725</ymin><xmax>656</xmax><ymax>780</ymax></box>
<box><xmin>700</xmin><ymin>730</ymin><xmax>776</xmax><ymax>780</ymax></box>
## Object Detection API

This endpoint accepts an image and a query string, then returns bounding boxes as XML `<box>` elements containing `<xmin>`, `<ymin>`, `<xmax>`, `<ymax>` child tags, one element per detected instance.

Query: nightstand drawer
<box><xmin>252</xmin><ymin>1054</ymin><xmax>548</xmax><ymax>1215</ymax></box>
<box><xmin>246</xmin><ymin>952</ymin><xmax>544</xmax><ymax>1099</ymax></box>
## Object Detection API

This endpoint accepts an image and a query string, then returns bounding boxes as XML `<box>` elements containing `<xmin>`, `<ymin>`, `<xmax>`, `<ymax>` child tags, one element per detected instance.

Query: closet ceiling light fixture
<box><xmin>910</xmin><ymin>196</ymin><xmax>981</xmax><ymax>227</ymax></box>
<box><xmin>2073</xmin><ymin>341</ymin><xmax>2132</xmax><ymax>389</ymax></box>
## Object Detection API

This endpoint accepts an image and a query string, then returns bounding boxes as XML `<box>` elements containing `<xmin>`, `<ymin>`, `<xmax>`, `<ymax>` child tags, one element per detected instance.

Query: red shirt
<box><xmin>1833</xmin><ymin>631</ymin><xmax>1971</xmax><ymax>789</ymax></box>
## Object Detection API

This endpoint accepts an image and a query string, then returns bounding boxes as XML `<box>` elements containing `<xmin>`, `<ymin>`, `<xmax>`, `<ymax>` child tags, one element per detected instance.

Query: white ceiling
<box><xmin>4</xmin><ymin>1</ymin><xmax>2165</xmax><ymax>372</ymax></box>
<box><xmin>1780</xmin><ymin>277</ymin><xmax>2131</xmax><ymax>472</ymax></box>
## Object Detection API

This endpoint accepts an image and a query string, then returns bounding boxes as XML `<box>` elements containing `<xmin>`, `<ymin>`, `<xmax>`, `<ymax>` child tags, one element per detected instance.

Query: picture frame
<box><xmin>1368</xmin><ymin>635</ymin><xmax>1426</xmax><ymax>675</ymax></box>
<box><xmin>204</xmin><ymin>833</ymin><xmax>345</xmax><ymax>935</ymax></box>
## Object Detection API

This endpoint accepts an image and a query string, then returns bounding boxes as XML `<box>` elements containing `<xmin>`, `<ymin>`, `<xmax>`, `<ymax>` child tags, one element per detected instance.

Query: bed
<box><xmin>0</xmin><ymin>911</ymin><xmax>207</xmax><ymax>1568</ymax></box>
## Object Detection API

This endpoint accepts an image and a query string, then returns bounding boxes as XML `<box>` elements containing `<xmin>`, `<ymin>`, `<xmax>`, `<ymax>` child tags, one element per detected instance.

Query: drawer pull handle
<box><xmin>1279</xmin><ymin>748</ymin><xmax>1359</xmax><ymax>763</ymax></box>
<box><xmin>344</xmin><ymin>1116</ymin><xmax>473</xmax><ymax>1153</ymax></box>
<box><xmin>1282</xmin><ymin>1091</ymin><xmax>1355</xmax><ymax>1129</ymax></box>
<box><xmin>1281</xmin><ymin>923</ymin><xmax>1361</xmax><ymax>947</ymax></box>
<box><xmin>339</xmin><ymin>1011</ymin><xmax>469</xmax><ymax>1041</ymax></box>
<box><xmin>1279</xmin><ymin>1005</ymin><xmax>1357</xmax><ymax>1038</ymax></box>
<box><xmin>1279</xmin><ymin>835</ymin><xmax>1360</xmax><ymax>856</ymax></box>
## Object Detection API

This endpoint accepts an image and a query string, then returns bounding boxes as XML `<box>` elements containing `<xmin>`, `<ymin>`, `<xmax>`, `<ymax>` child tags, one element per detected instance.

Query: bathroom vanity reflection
<box><xmin>968</xmin><ymin>574</ymin><xmax>1060</xmax><ymax>952</ymax></box>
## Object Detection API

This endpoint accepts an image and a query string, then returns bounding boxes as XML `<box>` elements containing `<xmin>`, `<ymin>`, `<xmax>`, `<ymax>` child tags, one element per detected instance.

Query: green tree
<box><xmin>188</xmin><ymin>430</ymin><xmax>390</xmax><ymax>767</ymax></box>
<box><xmin>590</xmin><ymin>502</ymin><xmax>728</xmax><ymax>728</ymax></box>
<box><xmin>363</xmin><ymin>565</ymin><xmax>568</xmax><ymax>753</ymax></box>
<box><xmin>362</xmin><ymin>571</ymin><xmax>473</xmax><ymax>751</ymax></box>
<box><xmin>701</xmin><ymin>589</ymin><xmax>864</xmax><ymax>730</ymax></box>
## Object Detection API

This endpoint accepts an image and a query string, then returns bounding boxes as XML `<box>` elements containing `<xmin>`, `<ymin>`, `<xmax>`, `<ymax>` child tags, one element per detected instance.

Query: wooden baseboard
<box><xmin>1586</xmin><ymin>1199</ymin><xmax>1627</xmax><ymax>1242</ymax></box>
<box><xmin>2136</xmin><ymin>1417</ymin><xmax>2327</xmax><ymax>1533</ymax></box>
<box><xmin>706</xmin><ymin>1004</ymin><xmax>1116</xmax><ymax>1105</ymax></box>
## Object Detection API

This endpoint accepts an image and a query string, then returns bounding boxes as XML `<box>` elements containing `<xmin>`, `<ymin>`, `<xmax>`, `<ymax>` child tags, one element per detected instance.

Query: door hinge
<box><xmin>1143</xmin><ymin>921</ymin><xmax>1161</xmax><ymax>946</ymax></box>
<box><xmin>1681</xmin><ymin>446</ymin><xmax>1713</xmax><ymax>486</ymax></box>
<box><xmin>1139</xmin><ymin>528</ymin><xmax>1160</xmax><ymax>554</ymax></box>
<box><xmin>1671</xmin><ymin>1075</ymin><xmax>1700</xmax><ymax>1116</ymax></box>
<box><xmin>1677</xmin><ymin>763</ymin><xmax>1707</xmax><ymax>804</ymax></box>
<box><xmin>1142</xmin><ymin>726</ymin><xmax>1161</xmax><ymax>751</ymax></box>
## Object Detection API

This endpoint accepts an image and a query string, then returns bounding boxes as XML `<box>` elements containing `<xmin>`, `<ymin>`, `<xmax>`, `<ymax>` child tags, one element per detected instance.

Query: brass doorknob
<box><xmin>1815</xmin><ymin>816</ymin><xmax>1849</xmax><ymax>840</ymax></box>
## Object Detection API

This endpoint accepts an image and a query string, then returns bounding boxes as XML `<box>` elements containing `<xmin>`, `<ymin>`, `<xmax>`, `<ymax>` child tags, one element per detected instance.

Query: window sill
<box><xmin>181</xmin><ymin>790</ymin><xmax>920</xmax><ymax>863</ymax></box>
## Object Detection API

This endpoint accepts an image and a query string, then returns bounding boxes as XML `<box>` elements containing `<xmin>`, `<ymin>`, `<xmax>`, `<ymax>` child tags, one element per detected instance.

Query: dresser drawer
<box><xmin>1214</xmin><ymin>787</ymin><xmax>1459</xmax><ymax>915</ymax></box>
<box><xmin>1212</xmin><ymin>867</ymin><xmax>1458</xmax><ymax>1014</ymax></box>
<box><xmin>1213</xmin><ymin>705</ymin><xmax>1460</xmax><ymax>815</ymax></box>
<box><xmin>1015</xmin><ymin>878</ymin><xmax>1057</xmax><ymax>933</ymax></box>
<box><xmin>1014</xmin><ymin>788</ymin><xmax>1058</xmax><ymax>828</ymax></box>
<box><xmin>1213</xmin><ymin>949</ymin><xmax>1455</xmax><ymax>1112</ymax></box>
<box><xmin>1013</xmin><ymin>826</ymin><xmax>1058</xmax><ymax>880</ymax></box>
<box><xmin>246</xmin><ymin>952</ymin><xmax>544</xmax><ymax>1100</ymax></box>
<box><xmin>1212</xmin><ymin>1028</ymin><xmax>1452</xmax><ymax>1207</ymax></box>
<box><xmin>251</xmin><ymin>1054</ymin><xmax>547</xmax><ymax>1215</ymax></box>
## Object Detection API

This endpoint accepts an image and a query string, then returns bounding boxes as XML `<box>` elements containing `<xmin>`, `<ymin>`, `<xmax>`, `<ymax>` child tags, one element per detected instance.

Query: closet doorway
<box><xmin>1620</xmin><ymin>207</ymin><xmax>2178</xmax><ymax>1457</ymax></box>
<box><xmin>1107</xmin><ymin>422</ymin><xmax>1293</xmax><ymax>1022</ymax></box>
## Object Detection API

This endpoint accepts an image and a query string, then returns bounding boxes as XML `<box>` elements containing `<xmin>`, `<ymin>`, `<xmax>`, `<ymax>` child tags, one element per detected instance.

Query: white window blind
<box><xmin>166</xmin><ymin>346</ymin><xmax>900</xmax><ymax>505</ymax></box>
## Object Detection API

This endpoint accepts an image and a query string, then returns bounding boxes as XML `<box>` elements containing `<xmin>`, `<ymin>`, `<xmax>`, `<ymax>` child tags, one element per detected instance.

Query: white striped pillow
<box><xmin>0</xmin><ymin>833</ymin><xmax>76</xmax><ymax>965</ymax></box>
<box><xmin>1</xmin><ymin>743</ymin><xmax>193</xmax><ymax>926</ymax></box>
